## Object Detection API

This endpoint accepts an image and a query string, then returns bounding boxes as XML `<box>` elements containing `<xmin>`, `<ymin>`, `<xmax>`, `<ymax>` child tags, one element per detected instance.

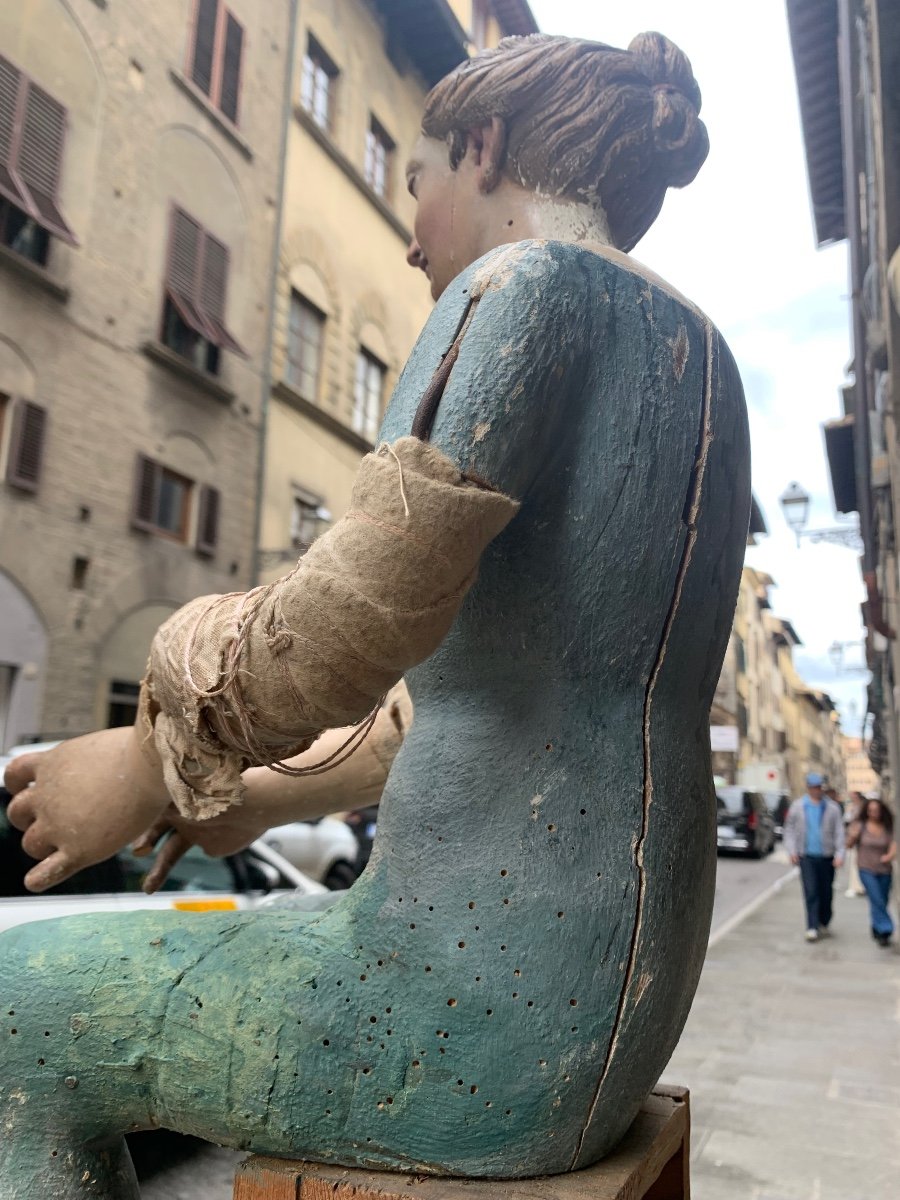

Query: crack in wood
<box><xmin>571</xmin><ymin>320</ymin><xmax>714</xmax><ymax>1168</ymax></box>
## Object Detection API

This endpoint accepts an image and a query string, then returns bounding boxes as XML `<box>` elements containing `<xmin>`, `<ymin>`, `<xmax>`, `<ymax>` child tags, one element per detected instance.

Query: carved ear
<box><xmin>470</xmin><ymin>117</ymin><xmax>508</xmax><ymax>194</ymax></box>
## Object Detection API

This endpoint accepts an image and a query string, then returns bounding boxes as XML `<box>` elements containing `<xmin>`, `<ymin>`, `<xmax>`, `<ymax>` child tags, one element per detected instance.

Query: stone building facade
<box><xmin>0</xmin><ymin>0</ymin><xmax>292</xmax><ymax>744</ymax></box>
<box><xmin>712</xmin><ymin>568</ymin><xmax>846</xmax><ymax>795</ymax></box>
<box><xmin>258</xmin><ymin>0</ymin><xmax>538</xmax><ymax>582</ymax></box>
<box><xmin>843</xmin><ymin>734</ymin><xmax>881</xmax><ymax>795</ymax></box>
<box><xmin>788</xmin><ymin>0</ymin><xmax>900</xmax><ymax>804</ymax></box>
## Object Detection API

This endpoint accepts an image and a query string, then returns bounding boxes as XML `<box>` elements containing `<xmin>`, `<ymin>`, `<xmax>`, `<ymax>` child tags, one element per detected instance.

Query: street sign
<box><xmin>710</xmin><ymin>725</ymin><xmax>739</xmax><ymax>752</ymax></box>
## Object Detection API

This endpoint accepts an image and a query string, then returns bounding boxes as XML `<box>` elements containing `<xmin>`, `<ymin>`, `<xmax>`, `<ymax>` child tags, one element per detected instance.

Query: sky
<box><xmin>528</xmin><ymin>0</ymin><xmax>869</xmax><ymax>733</ymax></box>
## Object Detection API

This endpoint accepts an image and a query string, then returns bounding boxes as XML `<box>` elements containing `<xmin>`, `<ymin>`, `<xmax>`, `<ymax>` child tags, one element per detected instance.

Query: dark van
<box><xmin>716</xmin><ymin>786</ymin><xmax>776</xmax><ymax>858</ymax></box>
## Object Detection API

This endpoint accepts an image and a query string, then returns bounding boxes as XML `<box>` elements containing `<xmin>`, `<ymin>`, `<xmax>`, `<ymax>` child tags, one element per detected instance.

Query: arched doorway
<box><xmin>95</xmin><ymin>603</ymin><xmax>177</xmax><ymax>729</ymax></box>
<box><xmin>0</xmin><ymin>571</ymin><xmax>48</xmax><ymax>750</ymax></box>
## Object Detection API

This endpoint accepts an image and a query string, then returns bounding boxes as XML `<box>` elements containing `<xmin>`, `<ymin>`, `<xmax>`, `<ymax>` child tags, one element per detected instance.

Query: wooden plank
<box><xmin>233</xmin><ymin>1158</ymin><xmax>299</xmax><ymax>1200</ymax></box>
<box><xmin>234</xmin><ymin>1089</ymin><xmax>689</xmax><ymax>1200</ymax></box>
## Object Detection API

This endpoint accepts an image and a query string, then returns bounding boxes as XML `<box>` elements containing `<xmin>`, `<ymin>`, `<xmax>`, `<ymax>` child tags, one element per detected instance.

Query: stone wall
<box><xmin>0</xmin><ymin>0</ymin><xmax>292</xmax><ymax>739</ymax></box>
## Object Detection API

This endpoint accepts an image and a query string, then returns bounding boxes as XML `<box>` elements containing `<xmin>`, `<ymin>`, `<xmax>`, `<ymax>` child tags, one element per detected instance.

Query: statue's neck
<box><xmin>484</xmin><ymin>192</ymin><xmax>612</xmax><ymax>250</ymax></box>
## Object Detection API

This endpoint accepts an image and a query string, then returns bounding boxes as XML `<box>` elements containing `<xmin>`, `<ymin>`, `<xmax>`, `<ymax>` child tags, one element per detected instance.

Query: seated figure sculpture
<box><xmin>0</xmin><ymin>32</ymin><xmax>750</xmax><ymax>1198</ymax></box>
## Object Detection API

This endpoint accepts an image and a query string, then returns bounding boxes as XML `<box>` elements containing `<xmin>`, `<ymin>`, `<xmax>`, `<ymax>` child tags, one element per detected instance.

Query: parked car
<box><xmin>0</xmin><ymin>782</ymin><xmax>329</xmax><ymax>1177</ymax></box>
<box><xmin>716</xmin><ymin>786</ymin><xmax>776</xmax><ymax>857</ymax></box>
<box><xmin>2</xmin><ymin>739</ymin><xmax>360</xmax><ymax>893</ymax></box>
<box><xmin>0</xmin><ymin>834</ymin><xmax>326</xmax><ymax>933</ymax></box>
<box><xmin>0</xmin><ymin>770</ymin><xmax>327</xmax><ymax>932</ymax></box>
<box><xmin>343</xmin><ymin>804</ymin><xmax>379</xmax><ymax>874</ymax></box>
<box><xmin>261</xmin><ymin>816</ymin><xmax>361</xmax><ymax>889</ymax></box>
<box><xmin>766</xmin><ymin>791</ymin><xmax>791</xmax><ymax>838</ymax></box>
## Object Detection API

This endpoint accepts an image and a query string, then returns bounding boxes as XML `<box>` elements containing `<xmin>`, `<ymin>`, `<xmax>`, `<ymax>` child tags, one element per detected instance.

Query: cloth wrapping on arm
<box><xmin>141</xmin><ymin>437</ymin><xmax>518</xmax><ymax>819</ymax></box>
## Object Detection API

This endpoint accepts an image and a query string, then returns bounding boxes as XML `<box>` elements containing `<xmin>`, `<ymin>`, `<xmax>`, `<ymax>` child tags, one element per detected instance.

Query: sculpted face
<box><xmin>403</xmin><ymin>122</ymin><xmax>614</xmax><ymax>301</ymax></box>
<box><xmin>405</xmin><ymin>134</ymin><xmax>485</xmax><ymax>300</ymax></box>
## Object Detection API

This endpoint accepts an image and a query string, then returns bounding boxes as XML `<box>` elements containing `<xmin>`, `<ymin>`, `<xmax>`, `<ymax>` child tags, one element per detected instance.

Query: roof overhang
<box><xmin>371</xmin><ymin>0</ymin><xmax>469</xmax><ymax>88</ymax></box>
<box><xmin>785</xmin><ymin>0</ymin><xmax>846</xmax><ymax>245</ymax></box>
<box><xmin>823</xmin><ymin>413</ymin><xmax>857</xmax><ymax>513</ymax></box>
<box><xmin>491</xmin><ymin>0</ymin><xmax>540</xmax><ymax>36</ymax></box>
<box><xmin>748</xmin><ymin>493</ymin><xmax>768</xmax><ymax>543</ymax></box>
<box><xmin>779</xmin><ymin>619</ymin><xmax>803</xmax><ymax>647</ymax></box>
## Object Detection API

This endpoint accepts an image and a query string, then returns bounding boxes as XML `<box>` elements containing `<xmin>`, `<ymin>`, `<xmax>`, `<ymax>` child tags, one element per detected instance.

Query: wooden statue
<box><xmin>0</xmin><ymin>33</ymin><xmax>749</xmax><ymax>1198</ymax></box>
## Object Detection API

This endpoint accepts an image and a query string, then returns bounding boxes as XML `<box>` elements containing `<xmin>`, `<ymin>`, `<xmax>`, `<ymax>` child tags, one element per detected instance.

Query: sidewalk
<box><xmin>662</xmin><ymin>869</ymin><xmax>900</xmax><ymax>1200</ymax></box>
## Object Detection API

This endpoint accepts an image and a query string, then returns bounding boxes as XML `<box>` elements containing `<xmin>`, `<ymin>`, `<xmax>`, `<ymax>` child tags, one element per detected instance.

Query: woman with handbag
<box><xmin>847</xmin><ymin>798</ymin><xmax>897</xmax><ymax>946</ymax></box>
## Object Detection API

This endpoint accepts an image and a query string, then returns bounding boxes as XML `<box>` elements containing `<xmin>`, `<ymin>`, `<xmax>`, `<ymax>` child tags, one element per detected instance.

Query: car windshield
<box><xmin>118</xmin><ymin>845</ymin><xmax>234</xmax><ymax>893</ymax></box>
<box><xmin>717</xmin><ymin>789</ymin><xmax>751</xmax><ymax>814</ymax></box>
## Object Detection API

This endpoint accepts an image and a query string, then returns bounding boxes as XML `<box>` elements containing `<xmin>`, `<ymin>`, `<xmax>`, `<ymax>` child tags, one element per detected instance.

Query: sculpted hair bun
<box><xmin>628</xmin><ymin>32</ymin><xmax>709</xmax><ymax>190</ymax></box>
<box><xmin>422</xmin><ymin>31</ymin><xmax>709</xmax><ymax>251</ymax></box>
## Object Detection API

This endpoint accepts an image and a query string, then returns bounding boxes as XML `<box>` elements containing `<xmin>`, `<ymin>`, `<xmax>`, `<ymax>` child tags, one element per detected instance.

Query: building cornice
<box><xmin>273</xmin><ymin>380</ymin><xmax>374</xmax><ymax>454</ymax></box>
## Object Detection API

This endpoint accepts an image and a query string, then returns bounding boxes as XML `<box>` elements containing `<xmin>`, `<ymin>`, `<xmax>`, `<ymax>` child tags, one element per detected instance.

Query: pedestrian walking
<box><xmin>783</xmin><ymin>772</ymin><xmax>845</xmax><ymax>941</ymax></box>
<box><xmin>844</xmin><ymin>791</ymin><xmax>868</xmax><ymax>897</ymax></box>
<box><xmin>846</xmin><ymin>798</ymin><xmax>897</xmax><ymax>946</ymax></box>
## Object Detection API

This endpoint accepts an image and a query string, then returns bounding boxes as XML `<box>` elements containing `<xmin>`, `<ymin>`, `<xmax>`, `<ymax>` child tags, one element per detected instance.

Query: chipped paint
<box><xmin>633</xmin><ymin>972</ymin><xmax>653</xmax><ymax>1005</ymax></box>
<box><xmin>670</xmin><ymin>325</ymin><xmax>690</xmax><ymax>382</ymax></box>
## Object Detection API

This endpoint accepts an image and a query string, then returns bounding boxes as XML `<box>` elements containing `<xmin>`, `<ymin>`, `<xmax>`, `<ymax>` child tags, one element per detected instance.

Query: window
<box><xmin>131</xmin><ymin>455</ymin><xmax>193</xmax><ymax>541</ymax></box>
<box><xmin>287</xmin><ymin>292</ymin><xmax>325</xmax><ymax>401</ymax></box>
<box><xmin>70</xmin><ymin>556</ymin><xmax>89</xmax><ymax>590</ymax></box>
<box><xmin>189</xmin><ymin>0</ymin><xmax>244</xmax><ymax>124</ymax></box>
<box><xmin>300</xmin><ymin>36</ymin><xmax>337</xmax><ymax>131</ymax></box>
<box><xmin>0</xmin><ymin>198</ymin><xmax>49</xmax><ymax>264</ymax></box>
<box><xmin>161</xmin><ymin>205</ymin><xmax>245</xmax><ymax>375</ymax></box>
<box><xmin>195</xmin><ymin>483</ymin><xmax>221</xmax><ymax>557</ymax></box>
<box><xmin>4</xmin><ymin>398</ymin><xmax>46</xmax><ymax>493</ymax></box>
<box><xmin>353</xmin><ymin>350</ymin><xmax>386</xmax><ymax>442</ymax></box>
<box><xmin>291</xmin><ymin>487</ymin><xmax>330</xmax><ymax>554</ymax></box>
<box><xmin>734</xmin><ymin>635</ymin><xmax>746</xmax><ymax>675</ymax></box>
<box><xmin>107</xmin><ymin>680</ymin><xmax>141</xmax><ymax>729</ymax></box>
<box><xmin>131</xmin><ymin>455</ymin><xmax>221</xmax><ymax>551</ymax></box>
<box><xmin>364</xmin><ymin>116</ymin><xmax>394</xmax><ymax>199</ymax></box>
<box><xmin>0</xmin><ymin>54</ymin><xmax>77</xmax><ymax>261</ymax></box>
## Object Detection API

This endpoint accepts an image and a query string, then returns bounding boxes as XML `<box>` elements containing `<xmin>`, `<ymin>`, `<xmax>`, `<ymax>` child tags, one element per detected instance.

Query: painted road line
<box><xmin>708</xmin><ymin>866</ymin><xmax>799</xmax><ymax>948</ymax></box>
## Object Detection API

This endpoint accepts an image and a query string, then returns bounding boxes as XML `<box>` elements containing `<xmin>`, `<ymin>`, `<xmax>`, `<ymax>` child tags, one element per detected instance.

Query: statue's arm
<box><xmin>132</xmin><ymin>684</ymin><xmax>411</xmax><ymax>891</ymax></box>
<box><xmin>6</xmin><ymin>242</ymin><xmax>590</xmax><ymax>892</ymax></box>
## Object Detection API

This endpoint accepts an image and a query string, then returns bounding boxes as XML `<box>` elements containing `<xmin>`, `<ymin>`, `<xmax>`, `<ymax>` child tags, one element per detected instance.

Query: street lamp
<box><xmin>780</xmin><ymin>482</ymin><xmax>810</xmax><ymax>543</ymax></box>
<box><xmin>778</xmin><ymin>481</ymin><xmax>862</xmax><ymax>549</ymax></box>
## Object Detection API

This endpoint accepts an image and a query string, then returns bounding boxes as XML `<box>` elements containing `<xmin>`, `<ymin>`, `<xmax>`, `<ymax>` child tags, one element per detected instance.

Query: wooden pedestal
<box><xmin>233</xmin><ymin>1085</ymin><xmax>689</xmax><ymax>1200</ymax></box>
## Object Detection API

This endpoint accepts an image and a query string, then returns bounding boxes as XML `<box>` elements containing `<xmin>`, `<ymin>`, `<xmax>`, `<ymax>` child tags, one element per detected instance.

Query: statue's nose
<box><xmin>406</xmin><ymin>238</ymin><xmax>426</xmax><ymax>270</ymax></box>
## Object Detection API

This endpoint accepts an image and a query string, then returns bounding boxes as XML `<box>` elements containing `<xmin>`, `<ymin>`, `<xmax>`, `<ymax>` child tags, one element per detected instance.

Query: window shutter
<box><xmin>196</xmin><ymin>484</ymin><xmax>220</xmax><ymax>556</ymax></box>
<box><xmin>191</xmin><ymin>0</ymin><xmax>219</xmax><ymax>97</ymax></box>
<box><xmin>131</xmin><ymin>455</ymin><xmax>159</xmax><ymax>532</ymax></box>
<box><xmin>200</xmin><ymin>233</ymin><xmax>227</xmax><ymax>321</ymax></box>
<box><xmin>199</xmin><ymin>233</ymin><xmax>246</xmax><ymax>355</ymax></box>
<box><xmin>219</xmin><ymin>14</ymin><xmax>243</xmax><ymax>124</ymax></box>
<box><xmin>6</xmin><ymin>400</ymin><xmax>46</xmax><ymax>492</ymax></box>
<box><xmin>169</xmin><ymin>207</ymin><xmax>201</xmax><ymax>298</ymax></box>
<box><xmin>166</xmin><ymin>207</ymin><xmax>213</xmax><ymax>339</ymax></box>
<box><xmin>0</xmin><ymin>56</ymin><xmax>28</xmax><ymax>213</ymax></box>
<box><xmin>16</xmin><ymin>82</ymin><xmax>76</xmax><ymax>243</ymax></box>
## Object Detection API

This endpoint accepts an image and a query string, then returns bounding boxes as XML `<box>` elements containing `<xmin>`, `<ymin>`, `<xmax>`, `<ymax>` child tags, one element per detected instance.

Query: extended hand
<box><xmin>4</xmin><ymin>725</ymin><xmax>170</xmax><ymax>892</ymax></box>
<box><xmin>833</xmin><ymin>856</ymin><xmax>844</xmax><ymax>869</ymax></box>
<box><xmin>132</xmin><ymin>804</ymin><xmax>271</xmax><ymax>894</ymax></box>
